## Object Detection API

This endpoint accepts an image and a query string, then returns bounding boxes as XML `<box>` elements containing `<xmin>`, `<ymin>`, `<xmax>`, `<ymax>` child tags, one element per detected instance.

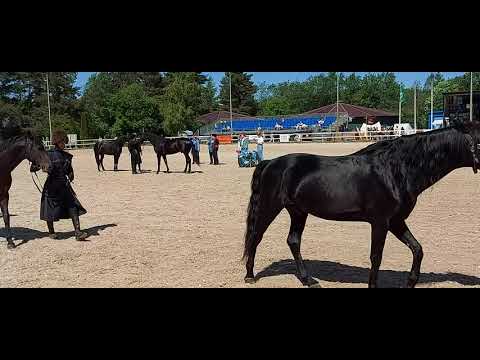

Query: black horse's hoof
<box><xmin>7</xmin><ymin>242</ymin><xmax>16</xmax><ymax>250</ymax></box>
<box><xmin>300</xmin><ymin>277</ymin><xmax>319</xmax><ymax>287</ymax></box>
<box><xmin>244</xmin><ymin>277</ymin><xmax>256</xmax><ymax>284</ymax></box>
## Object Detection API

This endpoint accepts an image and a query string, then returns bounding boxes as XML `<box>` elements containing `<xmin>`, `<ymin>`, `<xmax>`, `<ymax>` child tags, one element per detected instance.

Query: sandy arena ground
<box><xmin>1</xmin><ymin>142</ymin><xmax>480</xmax><ymax>288</ymax></box>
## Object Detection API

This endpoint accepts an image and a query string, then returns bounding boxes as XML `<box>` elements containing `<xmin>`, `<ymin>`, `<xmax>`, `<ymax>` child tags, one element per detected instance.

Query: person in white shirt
<box><xmin>256</xmin><ymin>130</ymin><xmax>264</xmax><ymax>162</ymax></box>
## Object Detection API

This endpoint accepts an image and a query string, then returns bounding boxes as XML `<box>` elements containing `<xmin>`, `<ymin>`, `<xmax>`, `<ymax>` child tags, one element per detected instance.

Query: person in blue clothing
<box><xmin>191</xmin><ymin>135</ymin><xmax>200</xmax><ymax>165</ymax></box>
<box><xmin>256</xmin><ymin>130</ymin><xmax>264</xmax><ymax>162</ymax></box>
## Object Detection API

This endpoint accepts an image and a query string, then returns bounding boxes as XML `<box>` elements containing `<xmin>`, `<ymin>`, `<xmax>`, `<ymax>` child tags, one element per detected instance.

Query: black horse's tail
<box><xmin>94</xmin><ymin>142</ymin><xmax>101</xmax><ymax>167</ymax></box>
<box><xmin>243</xmin><ymin>160</ymin><xmax>271</xmax><ymax>262</ymax></box>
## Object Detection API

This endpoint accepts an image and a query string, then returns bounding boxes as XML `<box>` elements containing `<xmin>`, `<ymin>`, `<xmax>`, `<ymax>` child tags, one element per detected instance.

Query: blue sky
<box><xmin>75</xmin><ymin>72</ymin><xmax>465</xmax><ymax>93</ymax></box>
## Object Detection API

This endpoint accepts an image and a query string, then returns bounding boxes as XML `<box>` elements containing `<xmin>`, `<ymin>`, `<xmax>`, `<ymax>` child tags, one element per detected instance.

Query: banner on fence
<box><xmin>280</xmin><ymin>134</ymin><xmax>290</xmax><ymax>143</ymax></box>
<box><xmin>217</xmin><ymin>135</ymin><xmax>232</xmax><ymax>144</ymax></box>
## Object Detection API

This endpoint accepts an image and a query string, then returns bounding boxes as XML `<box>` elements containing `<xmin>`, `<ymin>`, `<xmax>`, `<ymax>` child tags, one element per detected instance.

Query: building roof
<box><xmin>195</xmin><ymin>111</ymin><xmax>250</xmax><ymax>125</ymax></box>
<box><xmin>303</xmin><ymin>102</ymin><xmax>397</xmax><ymax>118</ymax></box>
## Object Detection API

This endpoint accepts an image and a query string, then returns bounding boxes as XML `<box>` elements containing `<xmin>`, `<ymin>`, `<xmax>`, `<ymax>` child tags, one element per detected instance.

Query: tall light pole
<box><xmin>431</xmin><ymin>76</ymin><xmax>434</xmax><ymax>128</ymax></box>
<box><xmin>414</xmin><ymin>82</ymin><xmax>417</xmax><ymax>132</ymax></box>
<box><xmin>470</xmin><ymin>72</ymin><xmax>473</xmax><ymax>122</ymax></box>
<box><xmin>46</xmin><ymin>73</ymin><xmax>52</xmax><ymax>144</ymax></box>
<box><xmin>336</xmin><ymin>73</ymin><xmax>340</xmax><ymax>129</ymax></box>
<box><xmin>399</xmin><ymin>84</ymin><xmax>402</xmax><ymax>130</ymax></box>
<box><xmin>229</xmin><ymin>72</ymin><xmax>233</xmax><ymax>135</ymax></box>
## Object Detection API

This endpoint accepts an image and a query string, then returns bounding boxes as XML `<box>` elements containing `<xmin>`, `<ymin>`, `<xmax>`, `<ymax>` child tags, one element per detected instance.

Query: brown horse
<box><xmin>0</xmin><ymin>127</ymin><xmax>50</xmax><ymax>249</ymax></box>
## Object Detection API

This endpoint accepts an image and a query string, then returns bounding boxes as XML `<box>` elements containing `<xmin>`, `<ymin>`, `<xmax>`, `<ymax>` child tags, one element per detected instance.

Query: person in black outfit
<box><xmin>31</xmin><ymin>130</ymin><xmax>88</xmax><ymax>241</ymax></box>
<box><xmin>128</xmin><ymin>136</ymin><xmax>143</xmax><ymax>174</ymax></box>
<box><xmin>212</xmin><ymin>134</ymin><xmax>220</xmax><ymax>165</ymax></box>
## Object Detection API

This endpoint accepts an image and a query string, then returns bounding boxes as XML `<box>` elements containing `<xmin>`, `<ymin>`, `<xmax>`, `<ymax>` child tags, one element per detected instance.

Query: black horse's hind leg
<box><xmin>245</xmin><ymin>205</ymin><xmax>283</xmax><ymax>283</ymax></box>
<box><xmin>0</xmin><ymin>196</ymin><xmax>14</xmax><ymax>249</ymax></box>
<box><xmin>184</xmin><ymin>153</ymin><xmax>191</xmax><ymax>173</ymax></box>
<box><xmin>368</xmin><ymin>221</ymin><xmax>389</xmax><ymax>288</ymax></box>
<box><xmin>163</xmin><ymin>155</ymin><xmax>170</xmax><ymax>173</ymax></box>
<box><xmin>286</xmin><ymin>207</ymin><xmax>317</xmax><ymax>287</ymax></box>
<box><xmin>114</xmin><ymin>155</ymin><xmax>119</xmax><ymax>171</ymax></box>
<box><xmin>390</xmin><ymin>219</ymin><xmax>424</xmax><ymax>288</ymax></box>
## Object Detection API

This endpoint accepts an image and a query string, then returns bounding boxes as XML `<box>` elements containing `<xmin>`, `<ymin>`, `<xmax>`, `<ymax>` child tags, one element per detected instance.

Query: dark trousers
<box><xmin>192</xmin><ymin>150</ymin><xmax>200</xmax><ymax>165</ymax></box>
<box><xmin>209</xmin><ymin>151</ymin><xmax>214</xmax><ymax>164</ymax></box>
<box><xmin>213</xmin><ymin>149</ymin><xmax>219</xmax><ymax>165</ymax></box>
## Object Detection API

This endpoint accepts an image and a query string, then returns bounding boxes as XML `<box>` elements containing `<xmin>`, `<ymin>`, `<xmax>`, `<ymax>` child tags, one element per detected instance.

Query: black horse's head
<box><xmin>25</xmin><ymin>131</ymin><xmax>50</xmax><ymax>172</ymax></box>
<box><xmin>454</xmin><ymin>120</ymin><xmax>480</xmax><ymax>174</ymax></box>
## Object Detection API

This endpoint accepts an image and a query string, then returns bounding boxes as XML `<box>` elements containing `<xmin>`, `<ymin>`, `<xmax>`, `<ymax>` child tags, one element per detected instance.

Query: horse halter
<box><xmin>465</xmin><ymin>133</ymin><xmax>480</xmax><ymax>174</ymax></box>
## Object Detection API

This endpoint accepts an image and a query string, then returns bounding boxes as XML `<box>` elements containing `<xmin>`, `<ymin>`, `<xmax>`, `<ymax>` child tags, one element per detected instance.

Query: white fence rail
<box><xmin>43</xmin><ymin>130</ymin><xmax>430</xmax><ymax>150</ymax></box>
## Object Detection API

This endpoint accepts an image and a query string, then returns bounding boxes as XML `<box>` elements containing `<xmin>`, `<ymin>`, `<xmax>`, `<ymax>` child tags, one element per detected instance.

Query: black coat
<box><xmin>40</xmin><ymin>148</ymin><xmax>86</xmax><ymax>222</ymax></box>
<box><xmin>128</xmin><ymin>139</ymin><xmax>142</xmax><ymax>164</ymax></box>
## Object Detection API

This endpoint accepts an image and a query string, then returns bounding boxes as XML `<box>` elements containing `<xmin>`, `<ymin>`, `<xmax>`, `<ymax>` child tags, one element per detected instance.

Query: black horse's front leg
<box><xmin>390</xmin><ymin>220</ymin><xmax>424</xmax><ymax>288</ymax></box>
<box><xmin>157</xmin><ymin>154</ymin><xmax>161</xmax><ymax>174</ymax></box>
<box><xmin>100</xmin><ymin>154</ymin><xmax>106</xmax><ymax>171</ymax></box>
<box><xmin>0</xmin><ymin>197</ymin><xmax>14</xmax><ymax>249</ymax></box>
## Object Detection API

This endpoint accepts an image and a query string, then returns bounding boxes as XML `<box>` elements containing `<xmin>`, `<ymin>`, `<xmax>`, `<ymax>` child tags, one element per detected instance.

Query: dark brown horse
<box><xmin>143</xmin><ymin>133</ymin><xmax>198</xmax><ymax>174</ymax></box>
<box><xmin>93</xmin><ymin>136</ymin><xmax>128</xmax><ymax>171</ymax></box>
<box><xmin>0</xmin><ymin>127</ymin><xmax>50</xmax><ymax>249</ymax></box>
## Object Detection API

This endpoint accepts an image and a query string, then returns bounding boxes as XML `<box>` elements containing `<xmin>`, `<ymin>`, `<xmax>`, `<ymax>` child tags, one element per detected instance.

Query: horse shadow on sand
<box><xmin>0</xmin><ymin>224</ymin><xmax>117</xmax><ymax>247</ymax></box>
<box><xmin>255</xmin><ymin>259</ymin><xmax>480</xmax><ymax>288</ymax></box>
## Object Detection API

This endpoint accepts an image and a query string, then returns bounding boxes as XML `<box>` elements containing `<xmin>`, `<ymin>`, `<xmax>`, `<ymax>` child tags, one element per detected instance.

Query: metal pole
<box><xmin>398</xmin><ymin>85</ymin><xmax>402</xmax><ymax>135</ymax></box>
<box><xmin>46</xmin><ymin>73</ymin><xmax>53</xmax><ymax>144</ymax></box>
<box><xmin>414</xmin><ymin>83</ymin><xmax>417</xmax><ymax>132</ymax></box>
<box><xmin>229</xmin><ymin>72</ymin><xmax>233</xmax><ymax>135</ymax></box>
<box><xmin>470</xmin><ymin>72</ymin><xmax>473</xmax><ymax>122</ymax></box>
<box><xmin>431</xmin><ymin>78</ymin><xmax>434</xmax><ymax>128</ymax></box>
<box><xmin>336</xmin><ymin>73</ymin><xmax>339</xmax><ymax>128</ymax></box>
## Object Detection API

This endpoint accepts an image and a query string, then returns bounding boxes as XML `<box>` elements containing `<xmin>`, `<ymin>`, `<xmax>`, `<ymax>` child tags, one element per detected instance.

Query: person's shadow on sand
<box><xmin>0</xmin><ymin>224</ymin><xmax>117</xmax><ymax>247</ymax></box>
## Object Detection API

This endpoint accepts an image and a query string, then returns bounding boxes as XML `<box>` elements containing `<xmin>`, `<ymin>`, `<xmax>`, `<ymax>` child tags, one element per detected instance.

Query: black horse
<box><xmin>0</xmin><ymin>126</ymin><xmax>50</xmax><ymax>249</ymax></box>
<box><xmin>94</xmin><ymin>136</ymin><xmax>127</xmax><ymax>171</ymax></box>
<box><xmin>128</xmin><ymin>136</ymin><xmax>144</xmax><ymax>174</ymax></box>
<box><xmin>144</xmin><ymin>133</ymin><xmax>199</xmax><ymax>174</ymax></box>
<box><xmin>243</xmin><ymin>121</ymin><xmax>480</xmax><ymax>288</ymax></box>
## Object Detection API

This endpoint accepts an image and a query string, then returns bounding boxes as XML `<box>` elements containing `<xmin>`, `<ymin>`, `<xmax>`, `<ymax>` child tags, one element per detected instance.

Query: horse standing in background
<box><xmin>143</xmin><ymin>133</ymin><xmax>198</xmax><ymax>174</ymax></box>
<box><xmin>93</xmin><ymin>136</ymin><xmax>128</xmax><ymax>171</ymax></box>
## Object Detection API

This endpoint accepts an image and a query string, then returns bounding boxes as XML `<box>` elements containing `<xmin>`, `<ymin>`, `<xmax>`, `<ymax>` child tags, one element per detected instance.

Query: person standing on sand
<box><xmin>256</xmin><ymin>130</ymin><xmax>264</xmax><ymax>162</ymax></box>
<box><xmin>208</xmin><ymin>134</ymin><xmax>215</xmax><ymax>165</ymax></box>
<box><xmin>212</xmin><ymin>134</ymin><xmax>220</xmax><ymax>165</ymax></box>
<box><xmin>30</xmin><ymin>129</ymin><xmax>88</xmax><ymax>241</ymax></box>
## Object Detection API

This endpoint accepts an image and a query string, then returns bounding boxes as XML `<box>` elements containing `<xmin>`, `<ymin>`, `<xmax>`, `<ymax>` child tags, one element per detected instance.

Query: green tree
<box><xmin>109</xmin><ymin>83</ymin><xmax>162</xmax><ymax>136</ymax></box>
<box><xmin>0</xmin><ymin>72</ymin><xmax>80</xmax><ymax>136</ymax></box>
<box><xmin>219</xmin><ymin>72</ymin><xmax>258</xmax><ymax>115</ymax></box>
<box><xmin>159</xmin><ymin>72</ymin><xmax>215</xmax><ymax>135</ymax></box>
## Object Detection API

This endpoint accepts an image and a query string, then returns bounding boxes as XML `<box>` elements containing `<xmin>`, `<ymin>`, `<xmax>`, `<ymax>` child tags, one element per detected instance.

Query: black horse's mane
<box><xmin>352</xmin><ymin>125</ymin><xmax>467</xmax><ymax>159</ymax></box>
<box><xmin>0</xmin><ymin>125</ymin><xmax>34</xmax><ymax>152</ymax></box>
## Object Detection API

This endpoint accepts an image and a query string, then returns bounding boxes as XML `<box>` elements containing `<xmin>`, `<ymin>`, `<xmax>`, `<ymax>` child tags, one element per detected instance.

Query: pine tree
<box><xmin>218</xmin><ymin>72</ymin><xmax>258</xmax><ymax>115</ymax></box>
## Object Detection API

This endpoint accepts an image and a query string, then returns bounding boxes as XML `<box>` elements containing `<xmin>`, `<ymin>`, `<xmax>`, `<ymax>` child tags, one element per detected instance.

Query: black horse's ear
<box><xmin>453</xmin><ymin>119</ymin><xmax>467</xmax><ymax>133</ymax></box>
